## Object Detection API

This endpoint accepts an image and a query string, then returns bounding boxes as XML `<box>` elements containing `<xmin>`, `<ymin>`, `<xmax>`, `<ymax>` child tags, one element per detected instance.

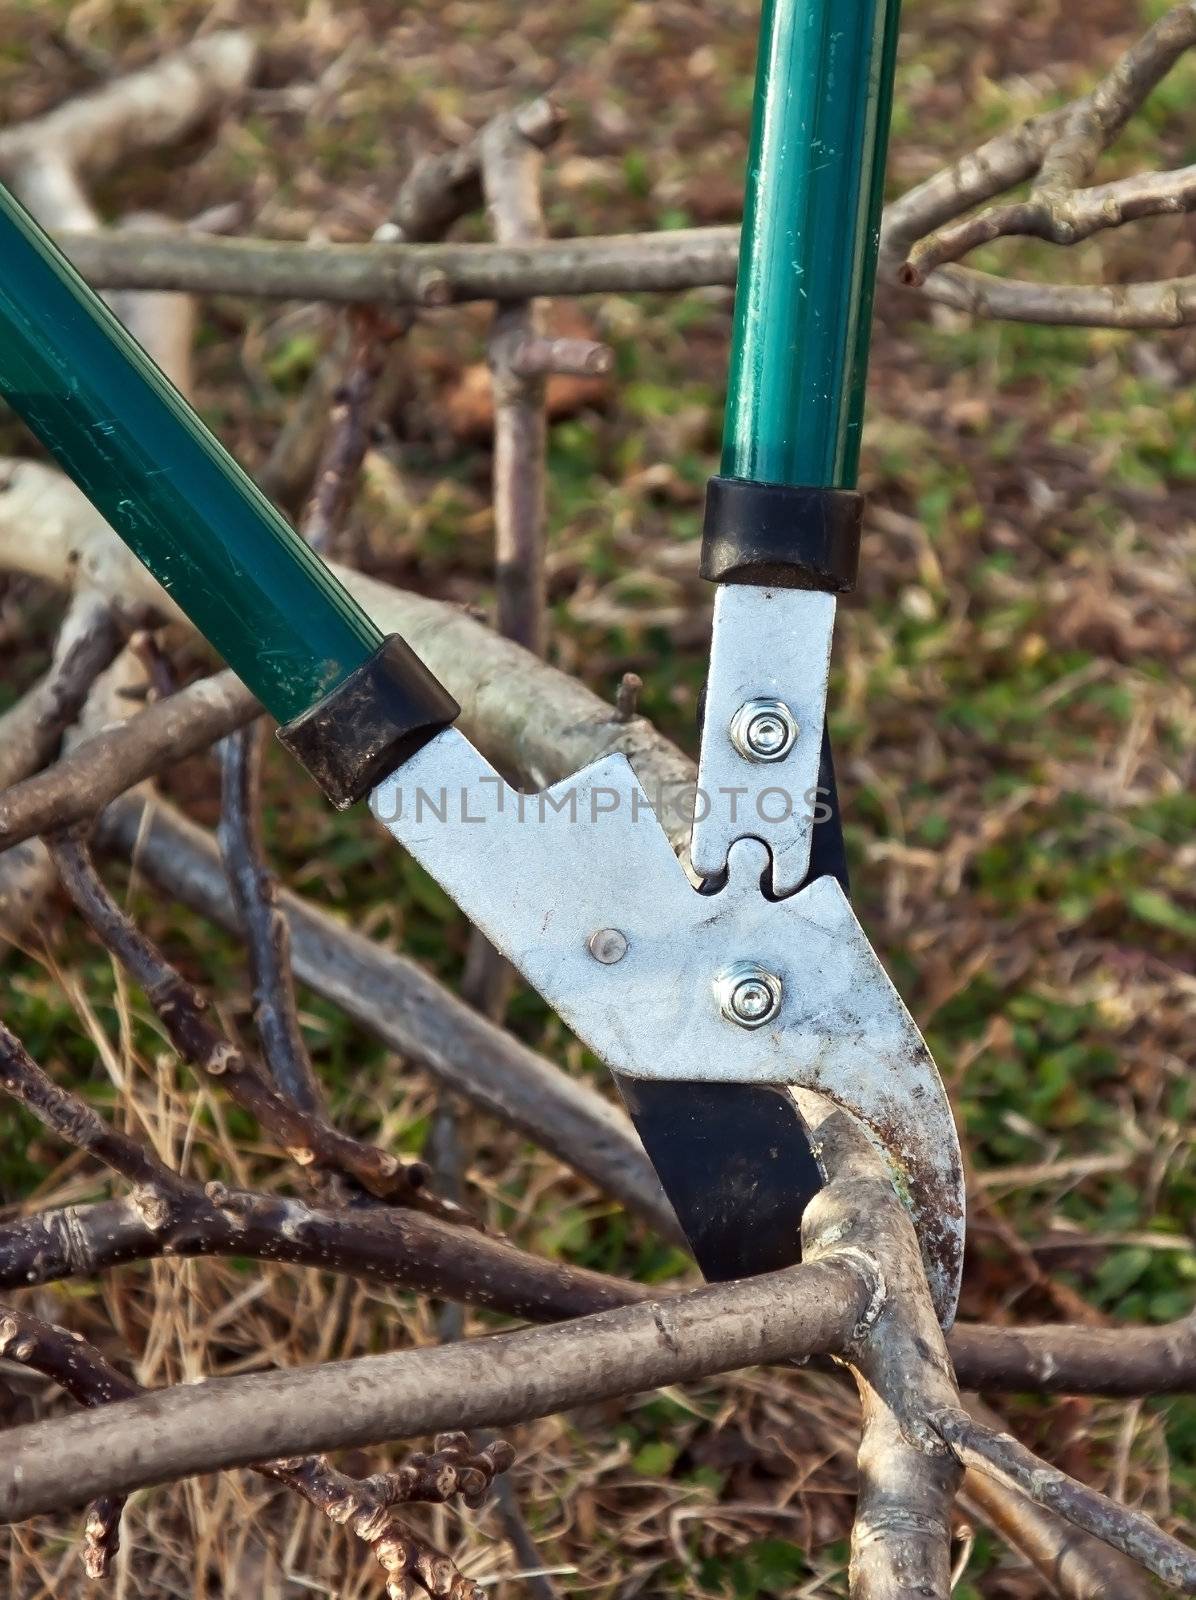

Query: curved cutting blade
<box><xmin>615</xmin><ymin>1078</ymin><xmax>824</xmax><ymax>1280</ymax></box>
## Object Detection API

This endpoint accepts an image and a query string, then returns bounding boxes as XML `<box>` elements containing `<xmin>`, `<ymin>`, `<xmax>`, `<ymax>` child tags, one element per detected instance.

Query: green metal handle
<box><xmin>0</xmin><ymin>182</ymin><xmax>382</xmax><ymax>725</ymax></box>
<box><xmin>722</xmin><ymin>0</ymin><xmax>901</xmax><ymax>490</ymax></box>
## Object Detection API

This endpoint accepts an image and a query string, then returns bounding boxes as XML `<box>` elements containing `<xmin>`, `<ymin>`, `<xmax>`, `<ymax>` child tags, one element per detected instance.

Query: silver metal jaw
<box><xmin>371</xmin><ymin>723</ymin><xmax>965</xmax><ymax>1324</ymax></box>
<box><xmin>692</xmin><ymin>587</ymin><xmax>836</xmax><ymax>896</ymax></box>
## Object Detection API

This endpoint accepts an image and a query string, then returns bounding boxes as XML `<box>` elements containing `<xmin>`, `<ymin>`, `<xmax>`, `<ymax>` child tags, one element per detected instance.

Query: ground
<box><xmin>0</xmin><ymin>1</ymin><xmax>1193</xmax><ymax>1595</ymax></box>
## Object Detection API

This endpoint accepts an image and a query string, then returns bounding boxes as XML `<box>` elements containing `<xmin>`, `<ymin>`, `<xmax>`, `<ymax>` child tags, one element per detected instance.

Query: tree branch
<box><xmin>56</xmin><ymin>223</ymin><xmax>740</xmax><ymax>307</ymax></box>
<box><xmin>47</xmin><ymin>831</ymin><xmax>459</xmax><ymax>1219</ymax></box>
<box><xmin>800</xmin><ymin>1105</ymin><xmax>962</xmax><ymax>1598</ymax></box>
<box><xmin>0</xmin><ymin>1187</ymin><xmax>644</xmax><ymax>1322</ymax></box>
<box><xmin>482</xmin><ymin>104</ymin><xmax>552</xmax><ymax>656</ymax></box>
<box><xmin>385</xmin><ymin>97</ymin><xmax>565</xmax><ymax>244</ymax></box>
<box><xmin>215</xmin><ymin>309</ymin><xmax>399</xmax><ymax>1119</ymax></box>
<box><xmin>0</xmin><ymin>1302</ymin><xmax>515</xmax><ymax>1596</ymax></box>
<box><xmin>931</xmin><ymin>1406</ymin><xmax>1196</xmax><ymax>1593</ymax></box>
<box><xmin>0</xmin><ymin>1014</ymin><xmax>191</xmax><ymax>1203</ymax></box>
<box><xmin>959</xmin><ymin>1396</ymin><xmax>1160</xmax><ymax>1600</ymax></box>
<box><xmin>0</xmin><ymin>34</ymin><xmax>255</xmax><ymax>211</ymax></box>
<box><xmin>0</xmin><ymin>1255</ymin><xmax>874</xmax><ymax>1522</ymax></box>
<box><xmin>0</xmin><ymin>1305</ymin><xmax>136</xmax><ymax>1577</ymax></box>
<box><xmin>262</xmin><ymin>1433</ymin><xmax>517</xmax><ymax>1600</ymax></box>
<box><xmin>0</xmin><ymin>35</ymin><xmax>251</xmax><ymax>939</ymax></box>
<box><xmin>895</xmin><ymin>4</ymin><xmax>1196</xmax><ymax>324</ymax></box>
<box><xmin>947</xmin><ymin>1315</ymin><xmax>1196</xmax><ymax>1396</ymax></box>
<box><xmin>0</xmin><ymin>668</ymin><xmax>258</xmax><ymax>851</ymax></box>
<box><xmin>0</xmin><ymin>591</ymin><xmax>121</xmax><ymax>793</ymax></box>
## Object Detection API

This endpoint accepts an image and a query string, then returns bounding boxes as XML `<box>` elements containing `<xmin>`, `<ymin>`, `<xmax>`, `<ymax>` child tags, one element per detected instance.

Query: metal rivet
<box><xmin>729</xmin><ymin>698</ymin><xmax>799</xmax><ymax>763</ymax></box>
<box><xmin>714</xmin><ymin>961</ymin><xmax>782</xmax><ymax>1029</ymax></box>
<box><xmin>588</xmin><ymin>928</ymin><xmax>628</xmax><ymax>964</ymax></box>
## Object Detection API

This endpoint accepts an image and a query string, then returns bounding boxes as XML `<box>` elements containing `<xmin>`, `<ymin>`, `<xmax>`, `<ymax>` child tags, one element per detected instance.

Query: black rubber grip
<box><xmin>278</xmin><ymin>634</ymin><xmax>459</xmax><ymax>809</ymax></box>
<box><xmin>701</xmin><ymin>475</ymin><xmax>863</xmax><ymax>592</ymax></box>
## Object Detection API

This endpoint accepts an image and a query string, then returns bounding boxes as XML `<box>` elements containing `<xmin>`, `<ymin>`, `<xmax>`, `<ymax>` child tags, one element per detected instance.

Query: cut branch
<box><xmin>20</xmin><ymin>10</ymin><xmax>1196</xmax><ymax>331</ymax></box>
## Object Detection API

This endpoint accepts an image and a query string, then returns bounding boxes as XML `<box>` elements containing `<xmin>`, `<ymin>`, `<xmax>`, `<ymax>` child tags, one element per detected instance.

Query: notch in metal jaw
<box><xmin>692</xmin><ymin>586</ymin><xmax>836</xmax><ymax>898</ymax></box>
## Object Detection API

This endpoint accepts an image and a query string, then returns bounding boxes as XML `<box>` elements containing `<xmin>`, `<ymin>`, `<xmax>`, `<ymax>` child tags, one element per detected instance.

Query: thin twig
<box><xmin>0</xmin><ymin>1305</ymin><xmax>135</xmax><ymax>1577</ymax></box>
<box><xmin>216</xmin><ymin>311</ymin><xmax>395</xmax><ymax>1118</ymax></box>
<box><xmin>217</xmin><ymin>725</ymin><xmax>324</xmax><ymax>1115</ymax></box>
<box><xmin>931</xmin><ymin>1407</ymin><xmax>1196</xmax><ymax>1593</ymax></box>
<box><xmin>481</xmin><ymin>111</ymin><xmax>551</xmax><ymax>655</ymax></box>
<box><xmin>0</xmin><ymin>591</ymin><xmax>121</xmax><ymax>792</ymax></box>
<box><xmin>300</xmin><ymin>306</ymin><xmax>398</xmax><ymax>558</ymax></box>
<box><xmin>0</xmin><ymin>1015</ymin><xmax>191</xmax><ymax>1203</ymax></box>
<box><xmin>0</xmin><ymin>1300</ymin><xmax>513</xmax><ymax>1596</ymax></box>
<box><xmin>47</xmin><ymin>831</ymin><xmax>463</xmax><ymax>1220</ymax></box>
<box><xmin>263</xmin><ymin>1433</ymin><xmax>516</xmax><ymax>1600</ymax></box>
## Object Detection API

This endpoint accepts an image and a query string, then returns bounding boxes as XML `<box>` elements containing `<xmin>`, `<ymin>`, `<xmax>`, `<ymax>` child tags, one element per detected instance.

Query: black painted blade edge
<box><xmin>615</xmin><ymin>1077</ymin><xmax>825</xmax><ymax>1281</ymax></box>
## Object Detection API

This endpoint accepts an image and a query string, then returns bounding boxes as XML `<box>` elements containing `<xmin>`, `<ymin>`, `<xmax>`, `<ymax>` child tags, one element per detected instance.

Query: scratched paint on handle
<box><xmin>0</xmin><ymin>182</ymin><xmax>382</xmax><ymax>723</ymax></box>
<box><xmin>722</xmin><ymin>0</ymin><xmax>902</xmax><ymax>490</ymax></box>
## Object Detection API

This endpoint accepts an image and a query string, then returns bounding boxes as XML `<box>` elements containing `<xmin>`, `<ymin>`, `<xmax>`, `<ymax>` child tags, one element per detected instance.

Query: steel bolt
<box><xmin>588</xmin><ymin>927</ymin><xmax>628</xmax><ymax>965</ymax></box>
<box><xmin>730</xmin><ymin>698</ymin><xmax>799</xmax><ymax>763</ymax></box>
<box><xmin>715</xmin><ymin>961</ymin><xmax>783</xmax><ymax>1029</ymax></box>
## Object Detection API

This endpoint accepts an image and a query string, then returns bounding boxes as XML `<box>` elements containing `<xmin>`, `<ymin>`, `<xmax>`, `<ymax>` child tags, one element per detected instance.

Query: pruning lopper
<box><xmin>0</xmin><ymin>1</ymin><xmax>964</xmax><ymax>1323</ymax></box>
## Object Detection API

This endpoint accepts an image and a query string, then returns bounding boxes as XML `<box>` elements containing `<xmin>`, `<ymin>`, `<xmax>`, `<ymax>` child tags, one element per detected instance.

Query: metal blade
<box><xmin>371</xmin><ymin>730</ymin><xmax>964</xmax><ymax>1324</ymax></box>
<box><xmin>615</xmin><ymin>1077</ymin><xmax>823</xmax><ymax>1280</ymax></box>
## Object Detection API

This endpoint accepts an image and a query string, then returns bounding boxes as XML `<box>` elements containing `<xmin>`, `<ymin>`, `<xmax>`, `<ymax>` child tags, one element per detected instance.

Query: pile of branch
<box><xmin>0</xmin><ymin>17</ymin><xmax>1193</xmax><ymax>1600</ymax></box>
<box><xmin>36</xmin><ymin>8</ymin><xmax>1196</xmax><ymax>329</ymax></box>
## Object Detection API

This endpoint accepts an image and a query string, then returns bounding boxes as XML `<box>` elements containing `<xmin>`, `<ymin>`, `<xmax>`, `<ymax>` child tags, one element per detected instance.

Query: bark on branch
<box><xmin>0</xmin><ymin>1256</ymin><xmax>875</xmax><ymax>1521</ymax></box>
<box><xmin>893</xmin><ymin>3</ymin><xmax>1196</xmax><ymax>327</ymax></box>
<box><xmin>932</xmin><ymin>1406</ymin><xmax>1196</xmax><ymax>1593</ymax></box>
<box><xmin>0</xmin><ymin>1302</ymin><xmax>515</xmax><ymax>1596</ymax></box>
<box><xmin>47</xmin><ymin>831</ymin><xmax>459</xmax><ymax>1218</ymax></box>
